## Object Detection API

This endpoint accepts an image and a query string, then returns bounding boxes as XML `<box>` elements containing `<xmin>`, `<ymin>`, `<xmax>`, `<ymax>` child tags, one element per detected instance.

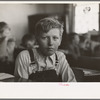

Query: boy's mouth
<box><xmin>47</xmin><ymin>47</ymin><xmax>54</xmax><ymax>51</ymax></box>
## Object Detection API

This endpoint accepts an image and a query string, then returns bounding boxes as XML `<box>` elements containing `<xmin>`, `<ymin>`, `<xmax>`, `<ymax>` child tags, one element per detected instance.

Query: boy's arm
<box><xmin>58</xmin><ymin>52</ymin><xmax>76</xmax><ymax>82</ymax></box>
<box><xmin>14</xmin><ymin>51</ymin><xmax>29</xmax><ymax>79</ymax></box>
<box><xmin>0</xmin><ymin>38</ymin><xmax>8</xmax><ymax>58</ymax></box>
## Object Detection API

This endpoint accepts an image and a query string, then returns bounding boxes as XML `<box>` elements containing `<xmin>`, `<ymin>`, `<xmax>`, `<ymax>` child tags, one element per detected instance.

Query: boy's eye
<box><xmin>53</xmin><ymin>36</ymin><xmax>59</xmax><ymax>40</ymax></box>
<box><xmin>41</xmin><ymin>36</ymin><xmax>47</xmax><ymax>39</ymax></box>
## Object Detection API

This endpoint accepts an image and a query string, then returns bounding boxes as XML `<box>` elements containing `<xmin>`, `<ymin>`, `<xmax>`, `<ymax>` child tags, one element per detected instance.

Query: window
<box><xmin>74</xmin><ymin>3</ymin><xmax>99</xmax><ymax>34</ymax></box>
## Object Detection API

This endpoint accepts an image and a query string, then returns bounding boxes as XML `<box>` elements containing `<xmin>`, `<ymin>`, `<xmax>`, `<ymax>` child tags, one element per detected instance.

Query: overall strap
<box><xmin>55</xmin><ymin>53</ymin><xmax>59</xmax><ymax>66</ymax></box>
<box><xmin>28</xmin><ymin>49</ymin><xmax>59</xmax><ymax>67</ymax></box>
<box><xmin>28</xmin><ymin>49</ymin><xmax>34</xmax><ymax>62</ymax></box>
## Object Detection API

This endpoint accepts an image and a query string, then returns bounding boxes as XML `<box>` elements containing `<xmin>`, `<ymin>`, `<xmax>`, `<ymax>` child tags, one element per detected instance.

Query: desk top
<box><xmin>0</xmin><ymin>77</ymin><xmax>32</xmax><ymax>82</ymax></box>
<box><xmin>0</xmin><ymin>73</ymin><xmax>31</xmax><ymax>82</ymax></box>
<box><xmin>75</xmin><ymin>67</ymin><xmax>100</xmax><ymax>76</ymax></box>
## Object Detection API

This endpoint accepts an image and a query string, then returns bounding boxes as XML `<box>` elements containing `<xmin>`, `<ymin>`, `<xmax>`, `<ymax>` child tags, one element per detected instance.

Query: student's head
<box><xmin>68</xmin><ymin>32</ymin><xmax>80</xmax><ymax>45</ymax></box>
<box><xmin>79</xmin><ymin>35</ymin><xmax>90</xmax><ymax>50</ymax></box>
<box><xmin>35</xmin><ymin>17</ymin><xmax>63</xmax><ymax>56</ymax></box>
<box><xmin>93</xmin><ymin>45</ymin><xmax>100</xmax><ymax>57</ymax></box>
<box><xmin>21</xmin><ymin>34</ymin><xmax>36</xmax><ymax>49</ymax></box>
<box><xmin>0</xmin><ymin>22</ymin><xmax>11</xmax><ymax>39</ymax></box>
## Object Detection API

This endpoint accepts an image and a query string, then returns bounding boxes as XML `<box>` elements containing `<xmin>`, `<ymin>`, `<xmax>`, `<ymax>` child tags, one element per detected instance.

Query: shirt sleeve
<box><xmin>57</xmin><ymin>51</ymin><xmax>77</xmax><ymax>82</ymax></box>
<box><xmin>14</xmin><ymin>50</ymin><xmax>30</xmax><ymax>79</ymax></box>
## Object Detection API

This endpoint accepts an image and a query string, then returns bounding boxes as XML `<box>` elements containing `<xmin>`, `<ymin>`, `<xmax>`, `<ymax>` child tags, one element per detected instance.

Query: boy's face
<box><xmin>26</xmin><ymin>40</ymin><xmax>35</xmax><ymax>49</ymax></box>
<box><xmin>74</xmin><ymin>35</ymin><xmax>80</xmax><ymax>45</ymax></box>
<box><xmin>37</xmin><ymin>28</ymin><xmax>62</xmax><ymax>56</ymax></box>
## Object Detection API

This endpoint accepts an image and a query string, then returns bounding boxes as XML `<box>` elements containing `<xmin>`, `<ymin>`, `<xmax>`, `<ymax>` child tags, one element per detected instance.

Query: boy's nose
<box><xmin>48</xmin><ymin>38</ymin><xmax>53</xmax><ymax>46</ymax></box>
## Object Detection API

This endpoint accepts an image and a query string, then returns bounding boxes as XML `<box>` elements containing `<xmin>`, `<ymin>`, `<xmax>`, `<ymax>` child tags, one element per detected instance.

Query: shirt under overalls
<box><xmin>14</xmin><ymin>49</ymin><xmax>76</xmax><ymax>82</ymax></box>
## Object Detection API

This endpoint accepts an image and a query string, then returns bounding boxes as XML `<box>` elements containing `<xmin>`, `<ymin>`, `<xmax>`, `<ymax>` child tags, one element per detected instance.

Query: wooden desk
<box><xmin>75</xmin><ymin>67</ymin><xmax>100</xmax><ymax>82</ymax></box>
<box><xmin>84</xmin><ymin>75</ymin><xmax>100</xmax><ymax>82</ymax></box>
<box><xmin>1</xmin><ymin>69</ymin><xmax>100</xmax><ymax>82</ymax></box>
<box><xmin>0</xmin><ymin>73</ymin><xmax>31</xmax><ymax>82</ymax></box>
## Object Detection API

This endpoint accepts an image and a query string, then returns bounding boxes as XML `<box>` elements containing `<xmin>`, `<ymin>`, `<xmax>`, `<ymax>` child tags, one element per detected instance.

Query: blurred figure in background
<box><xmin>20</xmin><ymin>33</ymin><xmax>36</xmax><ymax>49</ymax></box>
<box><xmin>59</xmin><ymin>32</ymin><xmax>80</xmax><ymax>67</ymax></box>
<box><xmin>65</xmin><ymin>32</ymin><xmax>80</xmax><ymax>59</ymax></box>
<box><xmin>7</xmin><ymin>38</ymin><xmax>16</xmax><ymax>62</ymax></box>
<box><xmin>79</xmin><ymin>34</ymin><xmax>91</xmax><ymax>56</ymax></box>
<box><xmin>14</xmin><ymin>33</ymin><xmax>38</xmax><ymax>60</ymax></box>
<box><xmin>92</xmin><ymin>44</ymin><xmax>100</xmax><ymax>57</ymax></box>
<box><xmin>0</xmin><ymin>22</ymin><xmax>15</xmax><ymax>75</ymax></box>
<box><xmin>79</xmin><ymin>33</ymin><xmax>100</xmax><ymax>57</ymax></box>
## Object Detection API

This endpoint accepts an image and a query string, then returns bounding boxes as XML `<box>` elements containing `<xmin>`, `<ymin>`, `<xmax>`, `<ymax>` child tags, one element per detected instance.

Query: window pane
<box><xmin>74</xmin><ymin>3</ymin><xmax>99</xmax><ymax>34</ymax></box>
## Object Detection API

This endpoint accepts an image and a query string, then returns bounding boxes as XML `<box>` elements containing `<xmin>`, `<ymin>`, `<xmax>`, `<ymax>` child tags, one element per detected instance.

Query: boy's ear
<box><xmin>58</xmin><ymin>36</ymin><xmax>62</xmax><ymax>46</ymax></box>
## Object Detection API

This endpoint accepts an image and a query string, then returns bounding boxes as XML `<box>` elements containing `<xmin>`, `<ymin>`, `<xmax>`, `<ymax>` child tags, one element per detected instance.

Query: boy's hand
<box><xmin>33</xmin><ymin>45</ymin><xmax>39</xmax><ymax>48</ymax></box>
<box><xmin>0</xmin><ymin>29</ymin><xmax>11</xmax><ymax>40</ymax></box>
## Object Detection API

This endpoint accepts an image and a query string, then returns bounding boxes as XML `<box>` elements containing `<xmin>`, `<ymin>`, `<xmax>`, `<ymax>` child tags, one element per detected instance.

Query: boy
<box><xmin>14</xmin><ymin>17</ymin><xmax>76</xmax><ymax>82</ymax></box>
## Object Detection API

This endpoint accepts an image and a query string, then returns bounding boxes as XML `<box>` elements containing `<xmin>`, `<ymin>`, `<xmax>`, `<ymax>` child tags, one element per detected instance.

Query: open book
<box><xmin>0</xmin><ymin>73</ymin><xmax>14</xmax><ymax>80</ymax></box>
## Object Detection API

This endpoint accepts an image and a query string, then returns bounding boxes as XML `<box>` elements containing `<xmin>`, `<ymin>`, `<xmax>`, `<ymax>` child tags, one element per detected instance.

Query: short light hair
<box><xmin>35</xmin><ymin>17</ymin><xmax>63</xmax><ymax>37</ymax></box>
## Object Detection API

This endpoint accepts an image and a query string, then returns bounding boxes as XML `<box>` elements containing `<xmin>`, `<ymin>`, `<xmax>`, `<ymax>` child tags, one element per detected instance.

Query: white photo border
<box><xmin>0</xmin><ymin>1</ymin><xmax>100</xmax><ymax>99</ymax></box>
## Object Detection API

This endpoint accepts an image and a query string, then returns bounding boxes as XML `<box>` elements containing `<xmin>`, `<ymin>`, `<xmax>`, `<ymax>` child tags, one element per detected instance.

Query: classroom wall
<box><xmin>0</xmin><ymin>4</ymin><xmax>65</xmax><ymax>45</ymax></box>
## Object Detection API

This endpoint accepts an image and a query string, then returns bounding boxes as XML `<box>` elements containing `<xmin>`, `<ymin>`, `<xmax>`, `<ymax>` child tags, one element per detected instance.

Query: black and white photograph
<box><xmin>0</xmin><ymin>2</ymin><xmax>100</xmax><ymax>82</ymax></box>
<box><xmin>0</xmin><ymin>1</ymin><xmax>100</xmax><ymax>99</ymax></box>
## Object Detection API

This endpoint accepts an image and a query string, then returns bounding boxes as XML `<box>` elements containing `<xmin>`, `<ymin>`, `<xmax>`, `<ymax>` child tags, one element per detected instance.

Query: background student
<box><xmin>0</xmin><ymin>22</ymin><xmax>16</xmax><ymax>75</ymax></box>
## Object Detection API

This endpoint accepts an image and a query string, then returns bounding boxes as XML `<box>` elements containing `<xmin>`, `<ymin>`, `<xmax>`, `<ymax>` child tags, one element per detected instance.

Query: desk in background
<box><xmin>75</xmin><ymin>67</ymin><xmax>100</xmax><ymax>82</ymax></box>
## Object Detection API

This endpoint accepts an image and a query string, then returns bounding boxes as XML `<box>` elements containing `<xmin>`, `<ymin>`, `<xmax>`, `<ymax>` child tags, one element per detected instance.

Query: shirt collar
<box><xmin>49</xmin><ymin>53</ymin><xmax>55</xmax><ymax>62</ymax></box>
<box><xmin>35</xmin><ymin>48</ymin><xmax>56</xmax><ymax>63</ymax></box>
